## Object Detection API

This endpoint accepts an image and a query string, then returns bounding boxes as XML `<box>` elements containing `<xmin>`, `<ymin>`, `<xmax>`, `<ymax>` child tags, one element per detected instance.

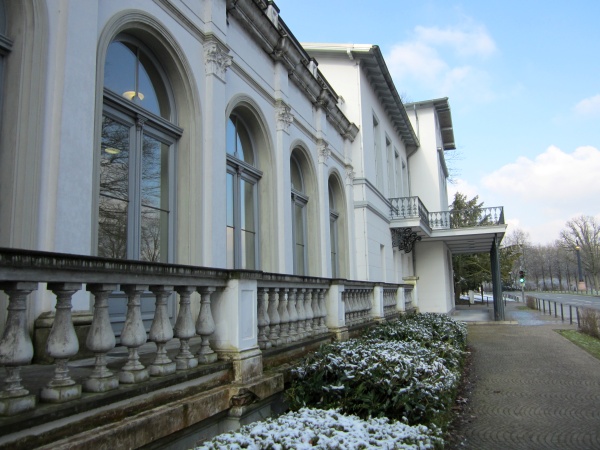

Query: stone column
<box><xmin>296</xmin><ymin>289</ymin><xmax>306</xmax><ymax>339</ymax></box>
<box><xmin>277</xmin><ymin>288</ymin><xmax>290</xmax><ymax>344</ymax></box>
<box><xmin>84</xmin><ymin>284</ymin><xmax>118</xmax><ymax>392</ymax></box>
<box><xmin>0</xmin><ymin>282</ymin><xmax>37</xmax><ymax>415</ymax></box>
<box><xmin>287</xmin><ymin>289</ymin><xmax>298</xmax><ymax>342</ymax></box>
<box><xmin>41</xmin><ymin>283</ymin><xmax>82</xmax><ymax>403</ymax></box>
<box><xmin>304</xmin><ymin>289</ymin><xmax>314</xmax><ymax>337</ymax></box>
<box><xmin>326</xmin><ymin>283</ymin><xmax>348</xmax><ymax>341</ymax></box>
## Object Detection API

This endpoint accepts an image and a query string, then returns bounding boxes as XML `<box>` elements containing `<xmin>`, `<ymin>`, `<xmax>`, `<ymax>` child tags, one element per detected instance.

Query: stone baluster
<box><xmin>267</xmin><ymin>288</ymin><xmax>280</xmax><ymax>346</ymax></box>
<box><xmin>174</xmin><ymin>286</ymin><xmax>198</xmax><ymax>370</ymax></box>
<box><xmin>119</xmin><ymin>284</ymin><xmax>150</xmax><ymax>384</ymax></box>
<box><xmin>345</xmin><ymin>290</ymin><xmax>353</xmax><ymax>325</ymax></box>
<box><xmin>287</xmin><ymin>288</ymin><xmax>298</xmax><ymax>342</ymax></box>
<box><xmin>196</xmin><ymin>287</ymin><xmax>217</xmax><ymax>364</ymax></box>
<box><xmin>41</xmin><ymin>283</ymin><xmax>82</xmax><ymax>403</ymax></box>
<box><xmin>318</xmin><ymin>289</ymin><xmax>327</xmax><ymax>333</ymax></box>
<box><xmin>304</xmin><ymin>289</ymin><xmax>314</xmax><ymax>337</ymax></box>
<box><xmin>257</xmin><ymin>288</ymin><xmax>271</xmax><ymax>350</ymax></box>
<box><xmin>0</xmin><ymin>282</ymin><xmax>37</xmax><ymax>415</ymax></box>
<box><xmin>84</xmin><ymin>284</ymin><xmax>118</xmax><ymax>392</ymax></box>
<box><xmin>296</xmin><ymin>289</ymin><xmax>306</xmax><ymax>339</ymax></box>
<box><xmin>148</xmin><ymin>285</ymin><xmax>176</xmax><ymax>376</ymax></box>
<box><xmin>277</xmin><ymin>289</ymin><xmax>290</xmax><ymax>344</ymax></box>
<box><xmin>310</xmin><ymin>288</ymin><xmax>320</xmax><ymax>335</ymax></box>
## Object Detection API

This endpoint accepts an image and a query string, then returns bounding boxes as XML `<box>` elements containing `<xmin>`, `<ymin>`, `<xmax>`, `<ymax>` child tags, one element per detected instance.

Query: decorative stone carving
<box><xmin>204</xmin><ymin>42</ymin><xmax>232</xmax><ymax>80</ymax></box>
<box><xmin>392</xmin><ymin>228</ymin><xmax>422</xmax><ymax>254</ymax></box>
<box><xmin>318</xmin><ymin>140</ymin><xmax>330</xmax><ymax>164</ymax></box>
<box><xmin>275</xmin><ymin>101</ymin><xmax>293</xmax><ymax>132</ymax></box>
<box><xmin>345</xmin><ymin>165</ymin><xmax>355</xmax><ymax>185</ymax></box>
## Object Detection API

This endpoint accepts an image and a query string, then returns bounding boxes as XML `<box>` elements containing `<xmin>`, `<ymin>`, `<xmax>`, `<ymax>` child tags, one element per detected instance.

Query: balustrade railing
<box><xmin>343</xmin><ymin>285</ymin><xmax>373</xmax><ymax>327</ymax></box>
<box><xmin>390</xmin><ymin>197</ymin><xmax>505</xmax><ymax>231</ymax></box>
<box><xmin>0</xmin><ymin>248</ymin><xmax>412</xmax><ymax>418</ymax></box>
<box><xmin>257</xmin><ymin>281</ymin><xmax>329</xmax><ymax>350</ymax></box>
<box><xmin>383</xmin><ymin>288</ymin><xmax>398</xmax><ymax>318</ymax></box>
<box><xmin>389</xmin><ymin>197</ymin><xmax>429</xmax><ymax>226</ymax></box>
<box><xmin>430</xmin><ymin>206</ymin><xmax>505</xmax><ymax>230</ymax></box>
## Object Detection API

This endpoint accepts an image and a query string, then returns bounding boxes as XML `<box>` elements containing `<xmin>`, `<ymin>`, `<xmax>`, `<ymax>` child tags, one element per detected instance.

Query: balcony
<box><xmin>0</xmin><ymin>248</ymin><xmax>415</xmax><ymax>448</ymax></box>
<box><xmin>389</xmin><ymin>197</ymin><xmax>506</xmax><ymax>254</ymax></box>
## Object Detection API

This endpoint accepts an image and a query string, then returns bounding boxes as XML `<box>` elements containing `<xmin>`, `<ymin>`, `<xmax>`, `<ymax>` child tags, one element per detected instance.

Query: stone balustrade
<box><xmin>0</xmin><ymin>248</ymin><xmax>411</xmax><ymax>418</ymax></box>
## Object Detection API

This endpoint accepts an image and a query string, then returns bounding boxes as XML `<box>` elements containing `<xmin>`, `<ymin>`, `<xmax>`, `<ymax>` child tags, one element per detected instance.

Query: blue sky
<box><xmin>275</xmin><ymin>0</ymin><xmax>600</xmax><ymax>244</ymax></box>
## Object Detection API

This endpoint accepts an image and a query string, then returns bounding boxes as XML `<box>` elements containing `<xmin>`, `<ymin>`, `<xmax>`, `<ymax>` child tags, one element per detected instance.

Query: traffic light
<box><xmin>519</xmin><ymin>270</ymin><xmax>525</xmax><ymax>284</ymax></box>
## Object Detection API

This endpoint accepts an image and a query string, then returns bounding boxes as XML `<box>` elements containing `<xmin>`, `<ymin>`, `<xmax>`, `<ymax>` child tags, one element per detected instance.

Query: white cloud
<box><xmin>479</xmin><ymin>145</ymin><xmax>600</xmax><ymax>244</ymax></box>
<box><xmin>573</xmin><ymin>94</ymin><xmax>600</xmax><ymax>116</ymax></box>
<box><xmin>386</xmin><ymin>22</ymin><xmax>497</xmax><ymax>102</ymax></box>
<box><xmin>414</xmin><ymin>25</ymin><xmax>496</xmax><ymax>58</ymax></box>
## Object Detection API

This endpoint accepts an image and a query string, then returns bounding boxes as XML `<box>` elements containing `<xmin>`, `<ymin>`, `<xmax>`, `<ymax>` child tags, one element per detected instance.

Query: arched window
<box><xmin>291</xmin><ymin>154</ymin><xmax>308</xmax><ymax>275</ymax></box>
<box><xmin>329</xmin><ymin>179</ymin><xmax>340</xmax><ymax>278</ymax></box>
<box><xmin>226</xmin><ymin>115</ymin><xmax>261</xmax><ymax>269</ymax></box>
<box><xmin>98</xmin><ymin>36</ymin><xmax>182</xmax><ymax>262</ymax></box>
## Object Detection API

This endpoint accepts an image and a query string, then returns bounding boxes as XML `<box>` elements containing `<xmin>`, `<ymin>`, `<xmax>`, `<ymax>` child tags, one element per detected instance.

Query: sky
<box><xmin>275</xmin><ymin>0</ymin><xmax>600</xmax><ymax>245</ymax></box>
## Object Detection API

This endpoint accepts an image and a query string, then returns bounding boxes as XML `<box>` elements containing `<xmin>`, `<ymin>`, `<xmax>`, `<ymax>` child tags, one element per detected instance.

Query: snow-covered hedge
<box><xmin>196</xmin><ymin>407</ymin><xmax>442</xmax><ymax>449</ymax></box>
<box><xmin>286</xmin><ymin>314</ymin><xmax>467</xmax><ymax>426</ymax></box>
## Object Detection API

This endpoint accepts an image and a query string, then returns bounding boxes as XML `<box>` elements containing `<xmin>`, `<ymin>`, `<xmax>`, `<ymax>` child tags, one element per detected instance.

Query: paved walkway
<box><xmin>449</xmin><ymin>301</ymin><xmax>600</xmax><ymax>449</ymax></box>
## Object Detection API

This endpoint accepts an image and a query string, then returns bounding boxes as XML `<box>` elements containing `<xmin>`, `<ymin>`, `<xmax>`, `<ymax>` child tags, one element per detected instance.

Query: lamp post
<box><xmin>575</xmin><ymin>245</ymin><xmax>586</xmax><ymax>292</ymax></box>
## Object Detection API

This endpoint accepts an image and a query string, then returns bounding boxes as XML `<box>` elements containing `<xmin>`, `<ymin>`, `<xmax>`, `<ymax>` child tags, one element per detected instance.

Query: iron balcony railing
<box><xmin>390</xmin><ymin>197</ymin><xmax>505</xmax><ymax>230</ymax></box>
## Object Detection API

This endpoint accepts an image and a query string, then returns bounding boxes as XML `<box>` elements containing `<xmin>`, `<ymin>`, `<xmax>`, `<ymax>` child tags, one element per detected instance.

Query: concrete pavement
<box><xmin>448</xmin><ymin>301</ymin><xmax>600</xmax><ymax>449</ymax></box>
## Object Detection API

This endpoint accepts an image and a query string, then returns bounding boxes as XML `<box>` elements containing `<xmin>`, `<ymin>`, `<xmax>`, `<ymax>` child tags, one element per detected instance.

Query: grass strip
<box><xmin>557</xmin><ymin>329</ymin><xmax>600</xmax><ymax>360</ymax></box>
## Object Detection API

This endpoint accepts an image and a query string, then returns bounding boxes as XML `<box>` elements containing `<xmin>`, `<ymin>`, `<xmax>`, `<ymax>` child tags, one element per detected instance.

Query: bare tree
<box><xmin>560</xmin><ymin>215</ymin><xmax>600</xmax><ymax>292</ymax></box>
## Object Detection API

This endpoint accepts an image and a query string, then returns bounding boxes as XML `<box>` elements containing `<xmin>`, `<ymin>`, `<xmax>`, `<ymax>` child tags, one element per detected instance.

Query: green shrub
<box><xmin>286</xmin><ymin>314</ymin><xmax>466</xmax><ymax>427</ymax></box>
<box><xmin>580</xmin><ymin>308</ymin><xmax>600</xmax><ymax>339</ymax></box>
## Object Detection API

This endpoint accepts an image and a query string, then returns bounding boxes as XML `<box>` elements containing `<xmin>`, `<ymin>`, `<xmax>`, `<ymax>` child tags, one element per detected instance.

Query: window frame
<box><xmin>226</xmin><ymin>114</ymin><xmax>262</xmax><ymax>270</ymax></box>
<box><xmin>97</xmin><ymin>35</ymin><xmax>182</xmax><ymax>263</ymax></box>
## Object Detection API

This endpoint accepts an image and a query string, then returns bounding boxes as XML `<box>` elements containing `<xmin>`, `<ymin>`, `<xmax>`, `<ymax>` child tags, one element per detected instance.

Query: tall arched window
<box><xmin>328</xmin><ymin>179</ymin><xmax>340</xmax><ymax>278</ymax></box>
<box><xmin>98</xmin><ymin>36</ymin><xmax>182</xmax><ymax>262</ymax></box>
<box><xmin>226</xmin><ymin>114</ymin><xmax>261</xmax><ymax>269</ymax></box>
<box><xmin>291</xmin><ymin>154</ymin><xmax>308</xmax><ymax>275</ymax></box>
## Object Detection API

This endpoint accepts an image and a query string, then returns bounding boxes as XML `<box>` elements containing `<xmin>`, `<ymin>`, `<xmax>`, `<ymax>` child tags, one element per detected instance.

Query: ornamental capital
<box><xmin>204</xmin><ymin>42</ymin><xmax>232</xmax><ymax>80</ymax></box>
<box><xmin>275</xmin><ymin>101</ymin><xmax>293</xmax><ymax>132</ymax></box>
<box><xmin>345</xmin><ymin>165</ymin><xmax>355</xmax><ymax>185</ymax></box>
<box><xmin>318</xmin><ymin>140</ymin><xmax>330</xmax><ymax>164</ymax></box>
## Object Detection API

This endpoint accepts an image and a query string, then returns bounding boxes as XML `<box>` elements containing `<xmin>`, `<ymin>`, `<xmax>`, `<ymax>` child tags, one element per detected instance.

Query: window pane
<box><xmin>104</xmin><ymin>42</ymin><xmax>136</xmax><ymax>101</ymax></box>
<box><xmin>226</xmin><ymin>172</ymin><xmax>234</xmax><ymax>227</ymax></box>
<box><xmin>294</xmin><ymin>203</ymin><xmax>305</xmax><ymax>246</ymax></box>
<box><xmin>100</xmin><ymin>116</ymin><xmax>130</xmax><ymax>200</ymax></box>
<box><xmin>236</xmin><ymin>121</ymin><xmax>254</xmax><ymax>165</ymax></box>
<box><xmin>138</xmin><ymin>50</ymin><xmax>168</xmax><ymax>117</ymax></box>
<box><xmin>226</xmin><ymin>226</ymin><xmax>234</xmax><ymax>269</ymax></box>
<box><xmin>242</xmin><ymin>230</ymin><xmax>256</xmax><ymax>270</ymax></box>
<box><xmin>140</xmin><ymin>206</ymin><xmax>167</xmax><ymax>262</ymax></box>
<box><xmin>99</xmin><ymin>116</ymin><xmax>130</xmax><ymax>259</ymax></box>
<box><xmin>226</xmin><ymin>118</ymin><xmax>236</xmax><ymax>157</ymax></box>
<box><xmin>290</xmin><ymin>157</ymin><xmax>303</xmax><ymax>192</ymax></box>
<box><xmin>240</xmin><ymin>179</ymin><xmax>255</xmax><ymax>233</ymax></box>
<box><xmin>141</xmin><ymin>135</ymin><xmax>169</xmax><ymax>211</ymax></box>
<box><xmin>98</xmin><ymin>197</ymin><xmax>128</xmax><ymax>259</ymax></box>
<box><xmin>330</xmin><ymin>217</ymin><xmax>338</xmax><ymax>278</ymax></box>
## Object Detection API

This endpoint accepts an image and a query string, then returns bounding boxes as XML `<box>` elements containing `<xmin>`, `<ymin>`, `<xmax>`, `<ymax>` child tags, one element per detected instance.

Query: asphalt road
<box><xmin>521</xmin><ymin>291</ymin><xmax>600</xmax><ymax>311</ymax></box>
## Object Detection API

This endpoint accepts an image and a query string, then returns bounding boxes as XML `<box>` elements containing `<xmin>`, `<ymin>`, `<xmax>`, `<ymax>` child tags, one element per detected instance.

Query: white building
<box><xmin>0</xmin><ymin>1</ymin><xmax>506</xmax><ymax>447</ymax></box>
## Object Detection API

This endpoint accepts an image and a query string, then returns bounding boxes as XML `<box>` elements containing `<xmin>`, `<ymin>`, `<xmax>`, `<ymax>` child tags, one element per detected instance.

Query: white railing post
<box><xmin>84</xmin><ymin>284</ymin><xmax>119</xmax><ymax>392</ymax></box>
<box><xmin>278</xmin><ymin>288</ymin><xmax>290</xmax><ymax>344</ymax></box>
<box><xmin>0</xmin><ymin>282</ymin><xmax>37</xmax><ymax>415</ymax></box>
<box><xmin>148</xmin><ymin>285</ymin><xmax>176</xmax><ymax>376</ymax></box>
<box><xmin>257</xmin><ymin>287</ymin><xmax>271</xmax><ymax>350</ymax></box>
<box><xmin>304</xmin><ymin>289</ymin><xmax>314</xmax><ymax>337</ymax></box>
<box><xmin>296</xmin><ymin>288</ymin><xmax>306</xmax><ymax>339</ymax></box>
<box><xmin>119</xmin><ymin>284</ymin><xmax>150</xmax><ymax>384</ymax></box>
<box><xmin>41</xmin><ymin>283</ymin><xmax>82</xmax><ymax>403</ymax></box>
<box><xmin>267</xmin><ymin>288</ymin><xmax>280</xmax><ymax>347</ymax></box>
<box><xmin>174</xmin><ymin>286</ymin><xmax>199</xmax><ymax>370</ymax></box>
<box><xmin>196</xmin><ymin>287</ymin><xmax>218</xmax><ymax>364</ymax></box>
<box><xmin>287</xmin><ymin>288</ymin><xmax>298</xmax><ymax>342</ymax></box>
